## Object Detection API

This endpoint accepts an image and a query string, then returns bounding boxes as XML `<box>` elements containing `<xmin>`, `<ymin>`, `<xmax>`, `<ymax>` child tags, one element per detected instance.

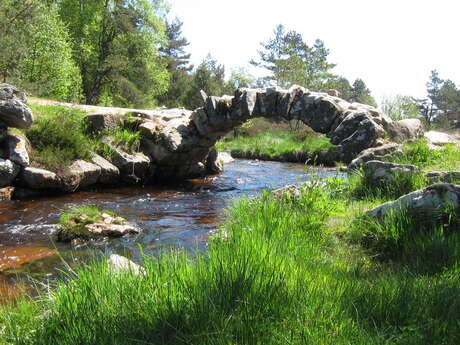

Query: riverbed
<box><xmin>0</xmin><ymin>159</ymin><xmax>343</xmax><ymax>301</ymax></box>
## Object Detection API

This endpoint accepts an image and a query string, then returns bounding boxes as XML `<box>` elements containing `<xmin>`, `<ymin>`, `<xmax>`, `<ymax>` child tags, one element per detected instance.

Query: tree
<box><xmin>58</xmin><ymin>0</ymin><xmax>169</xmax><ymax>107</ymax></box>
<box><xmin>226</xmin><ymin>67</ymin><xmax>256</xmax><ymax>90</ymax></box>
<box><xmin>349</xmin><ymin>78</ymin><xmax>377</xmax><ymax>106</ymax></box>
<box><xmin>0</xmin><ymin>0</ymin><xmax>81</xmax><ymax>100</ymax></box>
<box><xmin>250</xmin><ymin>24</ymin><xmax>336</xmax><ymax>90</ymax></box>
<box><xmin>184</xmin><ymin>55</ymin><xmax>232</xmax><ymax>110</ymax></box>
<box><xmin>156</xmin><ymin>17</ymin><xmax>193</xmax><ymax>108</ymax></box>
<box><xmin>380</xmin><ymin>95</ymin><xmax>420</xmax><ymax>120</ymax></box>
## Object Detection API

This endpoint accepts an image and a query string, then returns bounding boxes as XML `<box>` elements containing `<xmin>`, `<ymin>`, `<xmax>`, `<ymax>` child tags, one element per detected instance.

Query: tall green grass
<box><xmin>216</xmin><ymin>131</ymin><xmax>334</xmax><ymax>161</ymax></box>
<box><xmin>2</xmin><ymin>183</ymin><xmax>460</xmax><ymax>344</ymax></box>
<box><xmin>388</xmin><ymin>138</ymin><xmax>460</xmax><ymax>171</ymax></box>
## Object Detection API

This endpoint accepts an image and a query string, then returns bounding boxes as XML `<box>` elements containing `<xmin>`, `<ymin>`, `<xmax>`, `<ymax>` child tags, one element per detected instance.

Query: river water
<box><xmin>0</xmin><ymin>159</ymin><xmax>342</xmax><ymax>302</ymax></box>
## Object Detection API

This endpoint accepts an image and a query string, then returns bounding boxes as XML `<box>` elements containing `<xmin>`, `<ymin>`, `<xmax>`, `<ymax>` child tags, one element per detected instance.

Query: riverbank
<box><xmin>2</xmin><ymin>170</ymin><xmax>460</xmax><ymax>344</ymax></box>
<box><xmin>215</xmin><ymin>118</ymin><xmax>338</xmax><ymax>165</ymax></box>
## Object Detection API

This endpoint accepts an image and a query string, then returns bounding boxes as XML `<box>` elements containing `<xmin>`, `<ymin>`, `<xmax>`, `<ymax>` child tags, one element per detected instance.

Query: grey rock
<box><xmin>91</xmin><ymin>154</ymin><xmax>119</xmax><ymax>184</ymax></box>
<box><xmin>205</xmin><ymin>147</ymin><xmax>223</xmax><ymax>174</ymax></box>
<box><xmin>426</xmin><ymin>171</ymin><xmax>460</xmax><ymax>184</ymax></box>
<box><xmin>387</xmin><ymin>118</ymin><xmax>424</xmax><ymax>142</ymax></box>
<box><xmin>20</xmin><ymin>167</ymin><xmax>62</xmax><ymax>190</ymax></box>
<box><xmin>61</xmin><ymin>160</ymin><xmax>101</xmax><ymax>191</ymax></box>
<box><xmin>85</xmin><ymin>113</ymin><xmax>123</xmax><ymax>133</ymax></box>
<box><xmin>367</xmin><ymin>183</ymin><xmax>460</xmax><ymax>220</ymax></box>
<box><xmin>108</xmin><ymin>254</ymin><xmax>145</xmax><ymax>275</ymax></box>
<box><xmin>0</xmin><ymin>83</ymin><xmax>27</xmax><ymax>103</ymax></box>
<box><xmin>0</xmin><ymin>84</ymin><xmax>33</xmax><ymax>130</ymax></box>
<box><xmin>217</xmin><ymin>151</ymin><xmax>234</xmax><ymax>165</ymax></box>
<box><xmin>6</xmin><ymin>134</ymin><xmax>29</xmax><ymax>166</ymax></box>
<box><xmin>0</xmin><ymin>186</ymin><xmax>15</xmax><ymax>200</ymax></box>
<box><xmin>363</xmin><ymin>160</ymin><xmax>420</xmax><ymax>186</ymax></box>
<box><xmin>107</xmin><ymin>143</ymin><xmax>151</xmax><ymax>183</ymax></box>
<box><xmin>0</xmin><ymin>158</ymin><xmax>20</xmax><ymax>187</ymax></box>
<box><xmin>424</xmin><ymin>131</ymin><xmax>458</xmax><ymax>146</ymax></box>
<box><xmin>348</xmin><ymin>143</ymin><xmax>402</xmax><ymax>170</ymax></box>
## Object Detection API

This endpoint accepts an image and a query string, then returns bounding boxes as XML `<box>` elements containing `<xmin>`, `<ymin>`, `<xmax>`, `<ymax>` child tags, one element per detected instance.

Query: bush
<box><xmin>26</xmin><ymin>104</ymin><xmax>94</xmax><ymax>172</ymax></box>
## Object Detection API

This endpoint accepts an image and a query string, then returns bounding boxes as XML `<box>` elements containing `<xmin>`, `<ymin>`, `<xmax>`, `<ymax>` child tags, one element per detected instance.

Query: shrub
<box><xmin>26</xmin><ymin>105</ymin><xmax>93</xmax><ymax>172</ymax></box>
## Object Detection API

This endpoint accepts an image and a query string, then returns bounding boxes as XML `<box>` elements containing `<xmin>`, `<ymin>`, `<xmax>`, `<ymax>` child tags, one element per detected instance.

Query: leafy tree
<box><xmin>349</xmin><ymin>78</ymin><xmax>377</xmax><ymax>106</ymax></box>
<box><xmin>380</xmin><ymin>95</ymin><xmax>420</xmax><ymax>120</ymax></box>
<box><xmin>226</xmin><ymin>67</ymin><xmax>256</xmax><ymax>90</ymax></box>
<box><xmin>417</xmin><ymin>70</ymin><xmax>460</xmax><ymax>126</ymax></box>
<box><xmin>250</xmin><ymin>24</ymin><xmax>335</xmax><ymax>90</ymax></box>
<box><xmin>0</xmin><ymin>0</ymin><xmax>81</xmax><ymax>100</ymax></box>
<box><xmin>58</xmin><ymin>0</ymin><xmax>169</xmax><ymax>107</ymax></box>
<box><xmin>324</xmin><ymin>76</ymin><xmax>352</xmax><ymax>100</ymax></box>
<box><xmin>156</xmin><ymin>18</ymin><xmax>193</xmax><ymax>108</ymax></box>
<box><xmin>184</xmin><ymin>55</ymin><xmax>232</xmax><ymax>110</ymax></box>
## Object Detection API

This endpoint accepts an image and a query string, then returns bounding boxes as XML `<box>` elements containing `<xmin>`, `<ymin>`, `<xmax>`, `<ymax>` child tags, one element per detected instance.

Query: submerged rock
<box><xmin>0</xmin><ymin>158</ymin><xmax>20</xmax><ymax>187</ymax></box>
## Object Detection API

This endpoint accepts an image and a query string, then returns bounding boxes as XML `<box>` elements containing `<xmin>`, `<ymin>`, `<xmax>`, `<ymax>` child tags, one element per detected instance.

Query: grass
<box><xmin>25</xmin><ymin>104</ymin><xmax>94</xmax><ymax>172</ymax></box>
<box><xmin>2</xmin><ymin>179</ymin><xmax>460</xmax><ymax>344</ymax></box>
<box><xmin>387</xmin><ymin>138</ymin><xmax>460</xmax><ymax>171</ymax></box>
<box><xmin>58</xmin><ymin>205</ymin><xmax>119</xmax><ymax>241</ymax></box>
<box><xmin>216</xmin><ymin>118</ymin><xmax>335</xmax><ymax>163</ymax></box>
<box><xmin>347</xmin><ymin>169</ymin><xmax>429</xmax><ymax>201</ymax></box>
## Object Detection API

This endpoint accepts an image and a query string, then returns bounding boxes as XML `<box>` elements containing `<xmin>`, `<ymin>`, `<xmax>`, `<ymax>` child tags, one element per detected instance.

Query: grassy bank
<box><xmin>216</xmin><ymin>118</ymin><xmax>336</xmax><ymax>164</ymax></box>
<box><xmin>1</xmin><ymin>175</ymin><xmax>460</xmax><ymax>344</ymax></box>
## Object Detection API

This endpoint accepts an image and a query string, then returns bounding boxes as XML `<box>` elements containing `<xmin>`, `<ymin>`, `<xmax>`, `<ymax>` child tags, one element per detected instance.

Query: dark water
<box><xmin>0</xmin><ymin>159</ymin><xmax>342</xmax><ymax>301</ymax></box>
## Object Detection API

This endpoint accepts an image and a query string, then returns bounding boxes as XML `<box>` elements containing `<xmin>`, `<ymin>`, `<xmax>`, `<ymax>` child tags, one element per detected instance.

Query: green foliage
<box><xmin>251</xmin><ymin>24</ymin><xmax>336</xmax><ymax>90</ymax></box>
<box><xmin>0</xmin><ymin>1</ymin><xmax>82</xmax><ymax>101</ymax></box>
<box><xmin>26</xmin><ymin>104</ymin><xmax>94</xmax><ymax>171</ymax></box>
<box><xmin>380</xmin><ymin>95</ymin><xmax>420</xmax><ymax>120</ymax></box>
<box><xmin>353</xmin><ymin>205</ymin><xmax>460</xmax><ymax>274</ymax></box>
<box><xmin>111</xmin><ymin>129</ymin><xmax>141</xmax><ymax>153</ymax></box>
<box><xmin>59</xmin><ymin>205</ymin><xmax>118</xmax><ymax>240</ymax></box>
<box><xmin>3</xmin><ymin>183</ymin><xmax>460</xmax><ymax>344</ymax></box>
<box><xmin>216</xmin><ymin>118</ymin><xmax>334</xmax><ymax>161</ymax></box>
<box><xmin>184</xmin><ymin>55</ymin><xmax>234</xmax><ymax>109</ymax></box>
<box><xmin>58</xmin><ymin>0</ymin><xmax>169</xmax><ymax>107</ymax></box>
<box><xmin>349</xmin><ymin>78</ymin><xmax>377</xmax><ymax>107</ymax></box>
<box><xmin>347</xmin><ymin>169</ymin><xmax>429</xmax><ymax>201</ymax></box>
<box><xmin>386</xmin><ymin>138</ymin><xmax>460</xmax><ymax>171</ymax></box>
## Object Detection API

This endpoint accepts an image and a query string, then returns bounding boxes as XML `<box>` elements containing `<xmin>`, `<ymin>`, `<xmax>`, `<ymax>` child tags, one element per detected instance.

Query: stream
<box><xmin>0</xmin><ymin>159</ymin><xmax>343</xmax><ymax>302</ymax></box>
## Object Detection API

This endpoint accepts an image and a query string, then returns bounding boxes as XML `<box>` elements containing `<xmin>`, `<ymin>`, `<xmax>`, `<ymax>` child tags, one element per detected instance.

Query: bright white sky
<box><xmin>169</xmin><ymin>0</ymin><xmax>460</xmax><ymax>104</ymax></box>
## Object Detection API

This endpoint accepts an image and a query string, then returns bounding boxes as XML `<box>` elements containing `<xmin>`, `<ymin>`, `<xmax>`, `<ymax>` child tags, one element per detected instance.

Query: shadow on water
<box><xmin>0</xmin><ymin>159</ymin><xmax>344</xmax><ymax>301</ymax></box>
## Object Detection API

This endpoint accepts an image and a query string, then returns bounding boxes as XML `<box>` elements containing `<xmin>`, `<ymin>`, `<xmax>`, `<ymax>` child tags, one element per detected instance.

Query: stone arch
<box><xmin>140</xmin><ymin>86</ymin><xmax>398</xmax><ymax>179</ymax></box>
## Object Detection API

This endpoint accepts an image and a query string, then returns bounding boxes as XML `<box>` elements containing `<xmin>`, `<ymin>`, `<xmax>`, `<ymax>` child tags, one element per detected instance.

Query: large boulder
<box><xmin>85</xmin><ymin>113</ymin><xmax>123</xmax><ymax>134</ymax></box>
<box><xmin>0</xmin><ymin>84</ymin><xmax>33</xmax><ymax>129</ymax></box>
<box><xmin>424</xmin><ymin>131</ymin><xmax>458</xmax><ymax>146</ymax></box>
<box><xmin>348</xmin><ymin>143</ymin><xmax>402</xmax><ymax>170</ymax></box>
<box><xmin>91</xmin><ymin>154</ymin><xmax>120</xmax><ymax>184</ymax></box>
<box><xmin>363</xmin><ymin>160</ymin><xmax>420</xmax><ymax>186</ymax></box>
<box><xmin>19</xmin><ymin>167</ymin><xmax>62</xmax><ymax>190</ymax></box>
<box><xmin>367</xmin><ymin>183</ymin><xmax>460</xmax><ymax>220</ymax></box>
<box><xmin>0</xmin><ymin>158</ymin><xmax>20</xmax><ymax>187</ymax></box>
<box><xmin>5</xmin><ymin>134</ymin><xmax>29</xmax><ymax>166</ymax></box>
<box><xmin>61</xmin><ymin>160</ymin><xmax>101</xmax><ymax>191</ymax></box>
<box><xmin>425</xmin><ymin>171</ymin><xmax>460</xmax><ymax>184</ymax></box>
<box><xmin>387</xmin><ymin>118</ymin><xmax>424</xmax><ymax>142</ymax></box>
<box><xmin>105</xmin><ymin>140</ymin><xmax>151</xmax><ymax>183</ymax></box>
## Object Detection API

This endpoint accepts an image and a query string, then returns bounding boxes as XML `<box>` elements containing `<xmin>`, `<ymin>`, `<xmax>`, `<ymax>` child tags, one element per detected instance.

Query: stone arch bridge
<box><xmin>139</xmin><ymin>86</ymin><xmax>421</xmax><ymax>179</ymax></box>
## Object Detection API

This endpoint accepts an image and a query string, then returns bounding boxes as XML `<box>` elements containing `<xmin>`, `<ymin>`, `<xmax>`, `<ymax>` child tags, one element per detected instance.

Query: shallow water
<box><xmin>0</xmin><ymin>159</ymin><xmax>343</xmax><ymax>299</ymax></box>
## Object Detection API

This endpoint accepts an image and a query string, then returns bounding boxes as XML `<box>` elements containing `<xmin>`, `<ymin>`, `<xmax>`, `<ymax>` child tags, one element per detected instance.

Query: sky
<box><xmin>168</xmin><ymin>0</ymin><xmax>460</xmax><ymax>103</ymax></box>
